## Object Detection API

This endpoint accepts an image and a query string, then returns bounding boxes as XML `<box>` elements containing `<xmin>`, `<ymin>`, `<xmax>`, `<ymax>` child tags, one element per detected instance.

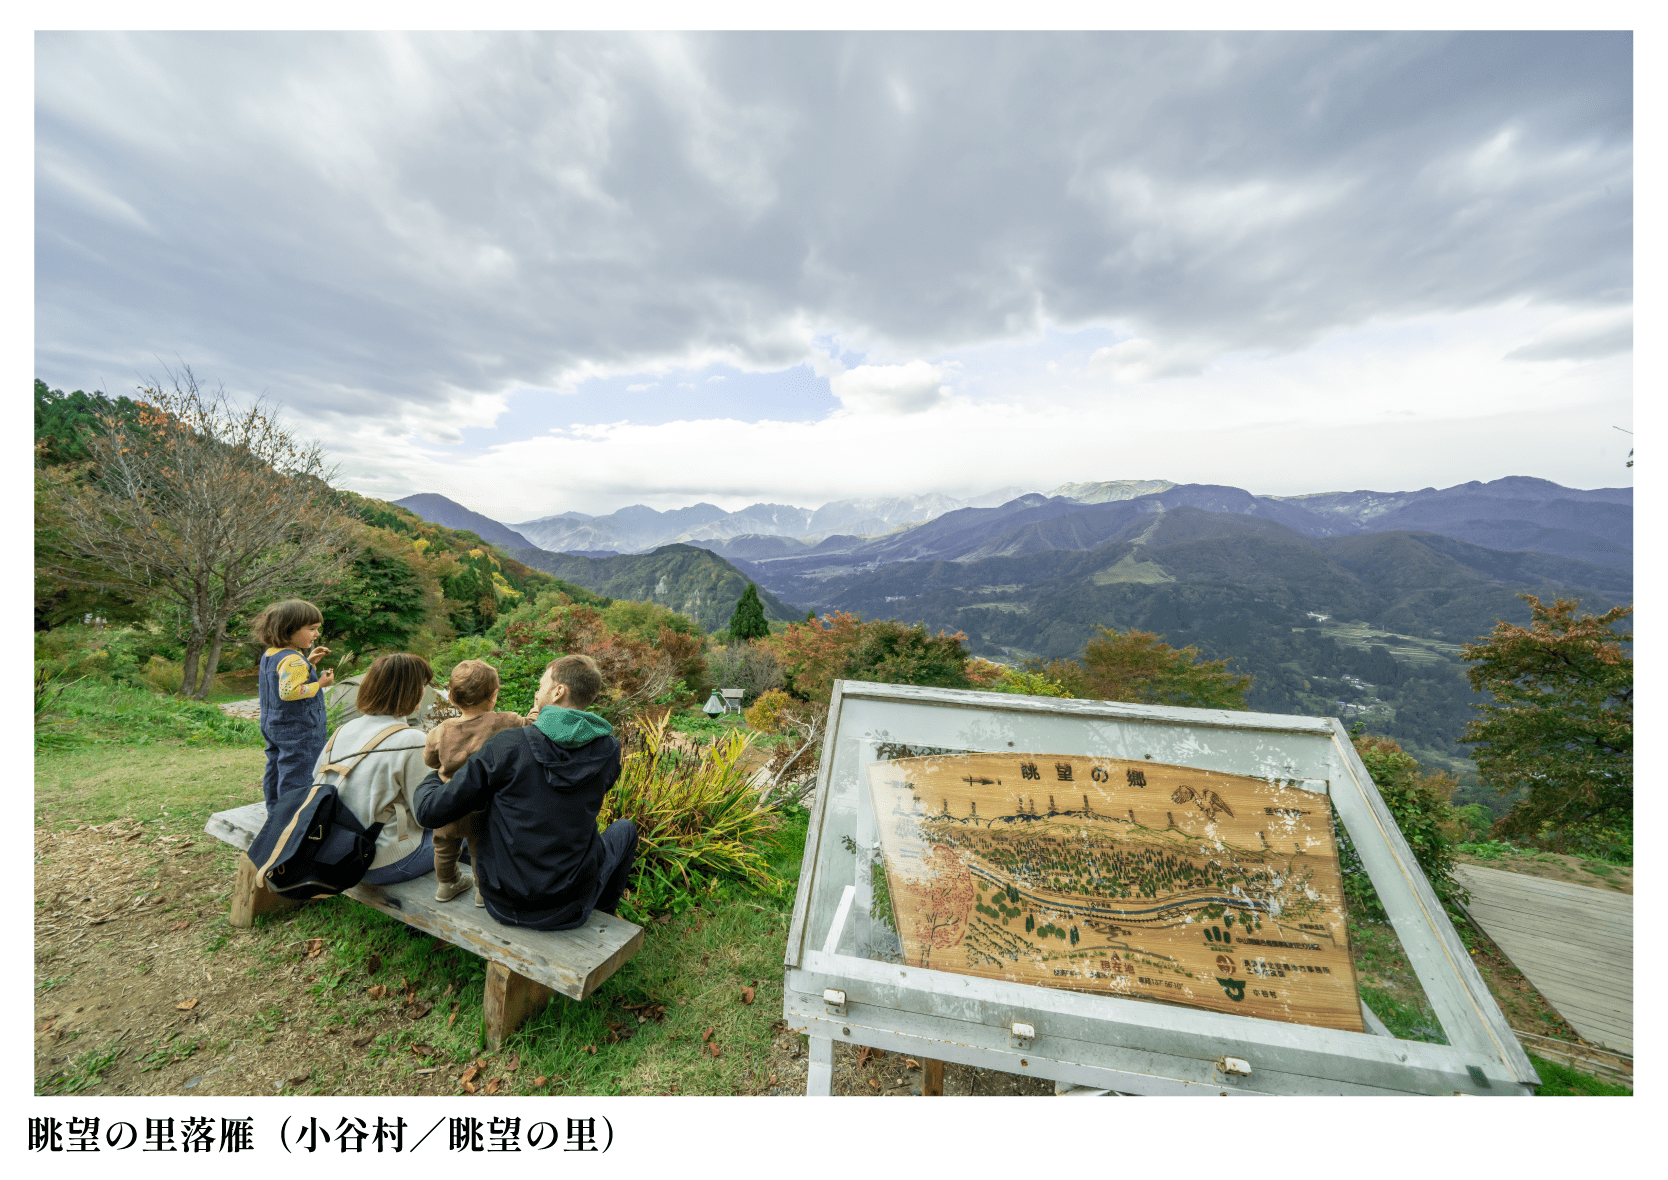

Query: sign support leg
<box><xmin>806</xmin><ymin>1035</ymin><xmax>833</xmax><ymax>1095</ymax></box>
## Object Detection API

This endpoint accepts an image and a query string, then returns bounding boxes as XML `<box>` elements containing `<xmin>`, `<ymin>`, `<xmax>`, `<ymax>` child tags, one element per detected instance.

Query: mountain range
<box><xmin>393</xmin><ymin>474</ymin><xmax>1630</xmax><ymax>791</ymax></box>
<box><xmin>496</xmin><ymin>480</ymin><xmax>1173</xmax><ymax>554</ymax></box>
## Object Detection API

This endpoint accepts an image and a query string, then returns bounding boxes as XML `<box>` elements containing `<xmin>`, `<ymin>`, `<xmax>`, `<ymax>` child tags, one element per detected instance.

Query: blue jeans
<box><xmin>484</xmin><ymin>819</ymin><xmax>638</xmax><ymax>931</ymax></box>
<box><xmin>361</xmin><ymin>829</ymin><xmax>436</xmax><ymax>886</ymax></box>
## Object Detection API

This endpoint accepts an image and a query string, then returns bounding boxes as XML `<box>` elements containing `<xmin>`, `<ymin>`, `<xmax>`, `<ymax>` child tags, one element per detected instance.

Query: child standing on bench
<box><xmin>254</xmin><ymin>599</ymin><xmax>336</xmax><ymax>808</ymax></box>
<box><xmin>425</xmin><ymin>659</ymin><xmax>529</xmax><ymax>904</ymax></box>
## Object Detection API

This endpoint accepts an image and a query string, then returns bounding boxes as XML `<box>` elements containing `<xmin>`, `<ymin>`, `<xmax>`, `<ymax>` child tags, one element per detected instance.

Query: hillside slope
<box><xmin>393</xmin><ymin>493</ymin><xmax>537</xmax><ymax>552</ymax></box>
<box><xmin>506</xmin><ymin>543</ymin><xmax>801</xmax><ymax>632</ymax></box>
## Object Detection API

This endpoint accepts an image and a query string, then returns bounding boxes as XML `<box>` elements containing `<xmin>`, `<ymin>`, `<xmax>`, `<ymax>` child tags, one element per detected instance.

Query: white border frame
<box><xmin>782</xmin><ymin>681</ymin><xmax>1538</xmax><ymax>1096</ymax></box>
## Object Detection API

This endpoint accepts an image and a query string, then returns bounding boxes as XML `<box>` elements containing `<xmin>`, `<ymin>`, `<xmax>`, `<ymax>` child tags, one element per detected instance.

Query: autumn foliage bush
<box><xmin>490</xmin><ymin>595</ymin><xmax>708</xmax><ymax>727</ymax></box>
<box><xmin>764</xmin><ymin>611</ymin><xmax>974</xmax><ymax>702</ymax></box>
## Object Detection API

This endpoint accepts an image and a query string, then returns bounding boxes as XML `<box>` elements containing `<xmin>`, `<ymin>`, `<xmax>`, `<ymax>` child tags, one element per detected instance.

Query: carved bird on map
<box><xmin>1171</xmin><ymin>784</ymin><xmax>1235</xmax><ymax>821</ymax></box>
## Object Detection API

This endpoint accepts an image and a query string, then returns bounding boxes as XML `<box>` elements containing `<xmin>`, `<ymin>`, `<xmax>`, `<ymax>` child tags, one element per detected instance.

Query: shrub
<box><xmin>430</xmin><ymin>636</ymin><xmax>498</xmax><ymax>688</ymax></box>
<box><xmin>766</xmin><ymin>612</ymin><xmax>973</xmax><ymax>703</ymax></box>
<box><xmin>705</xmin><ymin>643</ymin><xmax>785</xmax><ymax>705</ymax></box>
<box><xmin>1337</xmin><ymin>732</ymin><xmax>1465</xmax><ymax>923</ymax></box>
<box><xmin>598</xmin><ymin>715</ymin><xmax>783</xmax><ymax>919</ymax></box>
<box><xmin>991</xmin><ymin>667</ymin><xmax>1071</xmax><ymax>698</ymax></box>
<box><xmin>138</xmin><ymin>657</ymin><xmax>185</xmax><ymax>695</ymax></box>
<box><xmin>491</xmin><ymin>595</ymin><xmax>701</xmax><ymax>724</ymax></box>
<box><xmin>742</xmin><ymin>690</ymin><xmax>826</xmax><ymax>804</ymax></box>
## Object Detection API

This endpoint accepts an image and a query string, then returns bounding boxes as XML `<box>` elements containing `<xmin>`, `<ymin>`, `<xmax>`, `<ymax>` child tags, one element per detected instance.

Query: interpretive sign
<box><xmin>782</xmin><ymin>682</ymin><xmax>1539</xmax><ymax>1096</ymax></box>
<box><xmin>865</xmin><ymin>751</ymin><xmax>1364</xmax><ymax>1032</ymax></box>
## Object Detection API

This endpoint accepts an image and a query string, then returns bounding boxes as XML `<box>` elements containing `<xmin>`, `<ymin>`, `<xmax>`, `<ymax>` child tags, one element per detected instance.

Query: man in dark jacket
<box><xmin>412</xmin><ymin>655</ymin><xmax>636</xmax><ymax>930</ymax></box>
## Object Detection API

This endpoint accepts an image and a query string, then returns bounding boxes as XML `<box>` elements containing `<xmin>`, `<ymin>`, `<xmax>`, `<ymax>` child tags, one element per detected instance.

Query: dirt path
<box><xmin>34</xmin><ymin>820</ymin><xmax>486</xmax><ymax>1097</ymax></box>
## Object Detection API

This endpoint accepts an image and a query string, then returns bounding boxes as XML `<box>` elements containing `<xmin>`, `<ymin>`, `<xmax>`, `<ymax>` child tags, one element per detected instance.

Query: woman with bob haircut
<box><xmin>311</xmin><ymin>652</ymin><xmax>437</xmax><ymax>885</ymax></box>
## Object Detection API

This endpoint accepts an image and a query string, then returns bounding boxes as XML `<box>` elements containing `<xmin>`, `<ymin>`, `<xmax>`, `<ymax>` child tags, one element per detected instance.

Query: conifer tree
<box><xmin>728</xmin><ymin>582</ymin><xmax>770</xmax><ymax>641</ymax></box>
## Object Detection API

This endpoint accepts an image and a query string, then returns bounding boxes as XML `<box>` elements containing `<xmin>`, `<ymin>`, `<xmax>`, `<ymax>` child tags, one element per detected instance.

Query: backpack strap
<box><xmin>319</xmin><ymin>723</ymin><xmax>422</xmax><ymax>843</ymax></box>
<box><xmin>317</xmin><ymin>724</ymin><xmax>411</xmax><ymax>777</ymax></box>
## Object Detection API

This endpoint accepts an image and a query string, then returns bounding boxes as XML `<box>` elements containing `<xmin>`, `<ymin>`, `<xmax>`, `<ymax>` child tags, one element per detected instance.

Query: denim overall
<box><xmin>259</xmin><ymin>647</ymin><xmax>328</xmax><ymax>808</ymax></box>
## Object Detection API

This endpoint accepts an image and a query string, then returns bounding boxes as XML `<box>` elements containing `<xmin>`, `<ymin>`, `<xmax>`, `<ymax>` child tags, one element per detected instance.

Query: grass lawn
<box><xmin>36</xmin><ymin>707</ymin><xmax>808</xmax><ymax>1097</ymax></box>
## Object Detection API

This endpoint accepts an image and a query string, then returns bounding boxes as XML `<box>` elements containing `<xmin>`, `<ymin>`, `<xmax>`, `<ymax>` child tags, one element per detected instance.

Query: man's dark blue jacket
<box><xmin>412</xmin><ymin>716</ymin><xmax>621</xmax><ymax>929</ymax></box>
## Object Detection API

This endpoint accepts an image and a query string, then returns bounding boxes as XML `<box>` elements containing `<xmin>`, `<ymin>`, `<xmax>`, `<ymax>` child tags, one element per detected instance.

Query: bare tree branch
<box><xmin>37</xmin><ymin>365</ymin><xmax>356</xmax><ymax>698</ymax></box>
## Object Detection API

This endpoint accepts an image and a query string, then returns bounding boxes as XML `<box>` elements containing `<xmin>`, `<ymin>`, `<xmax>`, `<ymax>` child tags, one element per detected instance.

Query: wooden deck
<box><xmin>1453</xmin><ymin>863</ymin><xmax>1632</xmax><ymax>1054</ymax></box>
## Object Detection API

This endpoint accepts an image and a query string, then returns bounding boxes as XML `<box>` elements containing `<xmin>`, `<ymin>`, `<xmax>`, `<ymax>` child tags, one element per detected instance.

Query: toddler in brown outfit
<box><xmin>425</xmin><ymin>660</ymin><xmax>529</xmax><ymax>904</ymax></box>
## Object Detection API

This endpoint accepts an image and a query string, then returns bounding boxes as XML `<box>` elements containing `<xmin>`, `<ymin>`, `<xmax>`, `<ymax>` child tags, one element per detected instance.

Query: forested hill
<box><xmin>771</xmin><ymin>507</ymin><xmax>1629</xmax><ymax>788</ymax></box>
<box><xmin>507</xmin><ymin>544</ymin><xmax>800</xmax><ymax>633</ymax></box>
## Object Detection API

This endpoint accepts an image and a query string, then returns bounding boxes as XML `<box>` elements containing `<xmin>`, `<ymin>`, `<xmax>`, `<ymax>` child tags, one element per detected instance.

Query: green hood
<box><xmin>533</xmin><ymin>706</ymin><xmax>614</xmax><ymax>748</ymax></box>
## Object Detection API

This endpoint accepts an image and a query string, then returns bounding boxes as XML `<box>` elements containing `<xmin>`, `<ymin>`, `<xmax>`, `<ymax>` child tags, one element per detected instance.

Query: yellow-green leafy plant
<box><xmin>598</xmin><ymin>713</ymin><xmax>781</xmax><ymax>903</ymax></box>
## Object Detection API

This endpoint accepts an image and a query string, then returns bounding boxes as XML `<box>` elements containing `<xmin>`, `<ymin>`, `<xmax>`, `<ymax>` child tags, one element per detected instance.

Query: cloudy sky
<box><xmin>36</xmin><ymin>31</ymin><xmax>1633</xmax><ymax>521</ymax></box>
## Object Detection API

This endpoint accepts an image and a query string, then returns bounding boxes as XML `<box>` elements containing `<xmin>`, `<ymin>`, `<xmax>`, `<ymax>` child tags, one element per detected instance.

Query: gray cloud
<box><xmin>36</xmin><ymin>31</ymin><xmax>1632</xmax><ymax>421</ymax></box>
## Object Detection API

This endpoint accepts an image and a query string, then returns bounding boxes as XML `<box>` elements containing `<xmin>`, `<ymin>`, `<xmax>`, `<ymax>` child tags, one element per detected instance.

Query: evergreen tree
<box><xmin>728</xmin><ymin>582</ymin><xmax>771</xmax><ymax>641</ymax></box>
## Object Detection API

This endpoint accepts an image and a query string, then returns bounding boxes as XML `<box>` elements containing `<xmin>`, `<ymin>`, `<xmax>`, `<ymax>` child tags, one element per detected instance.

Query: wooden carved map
<box><xmin>864</xmin><ymin>752</ymin><xmax>1364</xmax><ymax>1032</ymax></box>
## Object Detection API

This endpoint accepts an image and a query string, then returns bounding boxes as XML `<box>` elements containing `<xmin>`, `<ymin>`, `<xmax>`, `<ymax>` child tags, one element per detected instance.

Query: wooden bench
<box><xmin>205</xmin><ymin>801</ymin><xmax>644</xmax><ymax>1048</ymax></box>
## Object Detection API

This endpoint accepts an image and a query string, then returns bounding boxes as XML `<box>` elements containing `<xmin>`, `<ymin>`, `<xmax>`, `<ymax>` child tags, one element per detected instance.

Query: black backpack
<box><xmin>248</xmin><ymin>724</ymin><xmax>407</xmax><ymax>900</ymax></box>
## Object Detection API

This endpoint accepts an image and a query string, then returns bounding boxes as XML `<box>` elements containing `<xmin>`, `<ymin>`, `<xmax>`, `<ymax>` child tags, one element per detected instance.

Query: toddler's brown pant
<box><xmin>434</xmin><ymin>812</ymin><xmax>484</xmax><ymax>884</ymax></box>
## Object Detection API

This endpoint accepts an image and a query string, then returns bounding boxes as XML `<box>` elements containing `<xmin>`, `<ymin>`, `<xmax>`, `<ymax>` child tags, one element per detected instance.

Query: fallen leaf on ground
<box><xmin>740</xmin><ymin>986</ymin><xmax>755</xmax><ymax>1004</ymax></box>
<box><xmin>38</xmin><ymin>1018</ymin><xmax>57</xmax><ymax>1033</ymax></box>
<box><xmin>504</xmin><ymin>1052</ymin><xmax>520</xmax><ymax>1072</ymax></box>
<box><xmin>169</xmin><ymin>920</ymin><xmax>190</xmax><ymax>931</ymax></box>
<box><xmin>404</xmin><ymin>1000</ymin><xmax>434</xmax><ymax>1020</ymax></box>
<box><xmin>175</xmin><ymin>999</ymin><xmax>198</xmax><ymax>1010</ymax></box>
<box><xmin>905</xmin><ymin>1059</ymin><xmax>921</xmax><ymax>1070</ymax></box>
<box><xmin>701</xmin><ymin>1027</ymin><xmax>713</xmax><ymax>1043</ymax></box>
<box><xmin>476</xmin><ymin>1057</ymin><xmax>487</xmax><ymax>1068</ymax></box>
<box><xmin>769</xmin><ymin>1073</ymin><xmax>779</xmax><ymax>1086</ymax></box>
<box><xmin>352</xmin><ymin>1034</ymin><xmax>375</xmax><ymax>1048</ymax></box>
<box><xmin>484</xmin><ymin>1078</ymin><xmax>501</xmax><ymax>1095</ymax></box>
<box><xmin>287</xmin><ymin>1073</ymin><xmax>310</xmax><ymax>1086</ymax></box>
<box><xmin>460</xmin><ymin>1080</ymin><xmax>476</xmax><ymax>1094</ymax></box>
<box><xmin>708</xmin><ymin>1042</ymin><xmax>722</xmax><ymax>1058</ymax></box>
<box><xmin>305</xmin><ymin>938</ymin><xmax>324</xmax><ymax>957</ymax></box>
<box><xmin>447</xmin><ymin>1013</ymin><xmax>458</xmax><ymax>1028</ymax></box>
<box><xmin>582</xmin><ymin>1045</ymin><xmax>596</xmax><ymax>1055</ymax></box>
<box><xmin>411</xmin><ymin>1043</ymin><xmax>435</xmax><ymax>1058</ymax></box>
<box><xmin>367</xmin><ymin>954</ymin><xmax>382</xmax><ymax>974</ymax></box>
<box><xmin>367</xmin><ymin>985</ymin><xmax>387</xmax><ymax>1000</ymax></box>
<box><xmin>868</xmin><ymin>1078</ymin><xmax>879</xmax><ymax>1090</ymax></box>
<box><xmin>460</xmin><ymin>1064</ymin><xmax>480</xmax><ymax>1084</ymax></box>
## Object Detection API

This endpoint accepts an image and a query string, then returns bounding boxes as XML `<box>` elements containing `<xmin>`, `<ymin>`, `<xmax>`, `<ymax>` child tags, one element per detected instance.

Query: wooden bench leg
<box><xmin>229</xmin><ymin>853</ymin><xmax>301</xmax><ymax>928</ymax></box>
<box><xmin>922</xmin><ymin>1057</ymin><xmax>944</xmax><ymax>1096</ymax></box>
<box><xmin>483</xmin><ymin>961</ymin><xmax>556</xmax><ymax>1051</ymax></box>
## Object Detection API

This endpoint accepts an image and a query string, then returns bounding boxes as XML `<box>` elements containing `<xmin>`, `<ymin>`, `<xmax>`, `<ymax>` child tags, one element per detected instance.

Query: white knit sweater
<box><xmin>312</xmin><ymin>713</ymin><xmax>431</xmax><ymax>870</ymax></box>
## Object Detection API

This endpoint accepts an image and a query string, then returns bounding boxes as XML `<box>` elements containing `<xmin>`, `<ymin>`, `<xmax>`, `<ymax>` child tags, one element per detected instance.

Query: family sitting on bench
<box><xmin>256</xmin><ymin>598</ymin><xmax>638</xmax><ymax>933</ymax></box>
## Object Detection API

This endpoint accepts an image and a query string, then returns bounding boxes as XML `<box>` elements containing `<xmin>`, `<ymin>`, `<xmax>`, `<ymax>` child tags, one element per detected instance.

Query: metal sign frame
<box><xmin>781</xmin><ymin>681</ymin><xmax>1538</xmax><ymax>1096</ymax></box>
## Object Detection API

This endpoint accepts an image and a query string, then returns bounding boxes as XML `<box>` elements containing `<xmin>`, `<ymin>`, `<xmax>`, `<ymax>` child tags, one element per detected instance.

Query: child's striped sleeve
<box><xmin>276</xmin><ymin>651</ymin><xmax>323</xmax><ymax>700</ymax></box>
